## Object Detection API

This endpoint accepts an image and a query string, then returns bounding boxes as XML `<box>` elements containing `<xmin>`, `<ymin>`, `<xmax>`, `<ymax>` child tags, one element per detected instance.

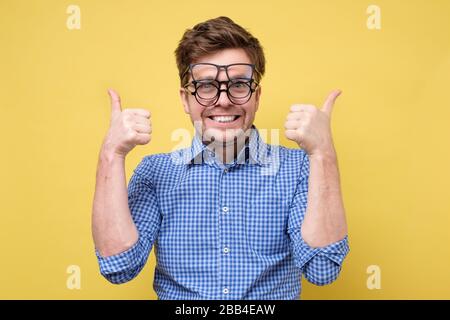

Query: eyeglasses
<box><xmin>182</xmin><ymin>63</ymin><xmax>260</xmax><ymax>107</ymax></box>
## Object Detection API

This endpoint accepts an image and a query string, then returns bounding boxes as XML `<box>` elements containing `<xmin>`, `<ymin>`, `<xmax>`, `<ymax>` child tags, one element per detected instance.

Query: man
<box><xmin>92</xmin><ymin>16</ymin><xmax>349</xmax><ymax>300</ymax></box>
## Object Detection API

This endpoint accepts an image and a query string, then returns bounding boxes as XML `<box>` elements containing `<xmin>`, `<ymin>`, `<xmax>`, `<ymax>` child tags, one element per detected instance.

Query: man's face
<box><xmin>180</xmin><ymin>48</ymin><xmax>261</xmax><ymax>144</ymax></box>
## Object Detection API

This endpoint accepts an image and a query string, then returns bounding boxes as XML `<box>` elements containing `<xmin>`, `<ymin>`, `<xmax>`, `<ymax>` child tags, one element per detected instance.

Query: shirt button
<box><xmin>223</xmin><ymin>247</ymin><xmax>229</xmax><ymax>254</ymax></box>
<box><xmin>222</xmin><ymin>207</ymin><xmax>229</xmax><ymax>213</ymax></box>
<box><xmin>224</xmin><ymin>168</ymin><xmax>229</xmax><ymax>173</ymax></box>
<box><xmin>223</xmin><ymin>288</ymin><xmax>229</xmax><ymax>294</ymax></box>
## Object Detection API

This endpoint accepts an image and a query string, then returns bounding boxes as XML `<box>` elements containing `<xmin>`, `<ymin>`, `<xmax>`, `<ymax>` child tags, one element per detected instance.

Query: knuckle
<box><xmin>137</xmin><ymin>109</ymin><xmax>150</xmax><ymax>118</ymax></box>
<box><xmin>137</xmin><ymin>124</ymin><xmax>151</xmax><ymax>133</ymax></box>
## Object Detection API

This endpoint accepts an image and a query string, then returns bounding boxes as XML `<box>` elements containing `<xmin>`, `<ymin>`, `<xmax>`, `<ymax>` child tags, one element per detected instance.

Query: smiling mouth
<box><xmin>207</xmin><ymin>115</ymin><xmax>241</xmax><ymax>123</ymax></box>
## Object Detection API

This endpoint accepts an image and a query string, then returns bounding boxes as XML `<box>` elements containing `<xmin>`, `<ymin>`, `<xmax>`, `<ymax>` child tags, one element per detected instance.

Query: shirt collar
<box><xmin>180</xmin><ymin>125</ymin><xmax>272</xmax><ymax>167</ymax></box>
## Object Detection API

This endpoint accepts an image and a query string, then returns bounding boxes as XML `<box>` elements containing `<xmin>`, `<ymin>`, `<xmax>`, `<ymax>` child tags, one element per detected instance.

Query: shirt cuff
<box><xmin>291</xmin><ymin>230</ymin><xmax>349</xmax><ymax>270</ymax></box>
<box><xmin>95</xmin><ymin>239</ymin><xmax>148</xmax><ymax>276</ymax></box>
<box><xmin>317</xmin><ymin>235</ymin><xmax>350</xmax><ymax>266</ymax></box>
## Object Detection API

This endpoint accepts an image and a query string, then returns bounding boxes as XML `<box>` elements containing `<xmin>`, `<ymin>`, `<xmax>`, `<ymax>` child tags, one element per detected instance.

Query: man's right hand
<box><xmin>102</xmin><ymin>89</ymin><xmax>152</xmax><ymax>157</ymax></box>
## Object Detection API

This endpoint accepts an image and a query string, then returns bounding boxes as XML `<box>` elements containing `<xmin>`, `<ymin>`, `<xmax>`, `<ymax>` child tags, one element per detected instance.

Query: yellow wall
<box><xmin>1</xmin><ymin>0</ymin><xmax>449</xmax><ymax>299</ymax></box>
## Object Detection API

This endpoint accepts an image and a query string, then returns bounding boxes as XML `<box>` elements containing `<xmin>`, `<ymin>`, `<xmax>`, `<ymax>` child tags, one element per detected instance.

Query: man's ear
<box><xmin>179</xmin><ymin>87</ymin><xmax>190</xmax><ymax>114</ymax></box>
<box><xmin>254</xmin><ymin>85</ymin><xmax>262</xmax><ymax>112</ymax></box>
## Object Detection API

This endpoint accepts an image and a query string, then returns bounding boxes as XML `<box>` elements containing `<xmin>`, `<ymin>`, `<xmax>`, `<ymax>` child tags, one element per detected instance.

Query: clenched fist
<box><xmin>101</xmin><ymin>89</ymin><xmax>152</xmax><ymax>157</ymax></box>
<box><xmin>284</xmin><ymin>90</ymin><xmax>341</xmax><ymax>156</ymax></box>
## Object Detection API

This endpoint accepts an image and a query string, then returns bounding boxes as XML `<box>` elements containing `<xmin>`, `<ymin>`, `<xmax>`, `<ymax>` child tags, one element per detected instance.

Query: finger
<box><xmin>108</xmin><ymin>88</ymin><xmax>122</xmax><ymax>114</ymax></box>
<box><xmin>286</xmin><ymin>112</ymin><xmax>305</xmax><ymax>121</ymax></box>
<box><xmin>133</xmin><ymin>124</ymin><xmax>152</xmax><ymax>134</ymax></box>
<box><xmin>321</xmin><ymin>89</ymin><xmax>342</xmax><ymax>117</ymax></box>
<box><xmin>284</xmin><ymin>119</ymin><xmax>301</xmax><ymax>130</ymax></box>
<box><xmin>290</xmin><ymin>104</ymin><xmax>315</xmax><ymax>112</ymax></box>
<box><xmin>134</xmin><ymin>133</ymin><xmax>151</xmax><ymax>145</ymax></box>
<box><xmin>132</xmin><ymin>115</ymin><xmax>151</xmax><ymax>126</ymax></box>
<box><xmin>127</xmin><ymin>108</ymin><xmax>151</xmax><ymax>118</ymax></box>
<box><xmin>285</xmin><ymin>129</ymin><xmax>299</xmax><ymax>141</ymax></box>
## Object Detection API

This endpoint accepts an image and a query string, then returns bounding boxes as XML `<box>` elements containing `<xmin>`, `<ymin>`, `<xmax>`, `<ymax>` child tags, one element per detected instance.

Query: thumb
<box><xmin>321</xmin><ymin>89</ymin><xmax>342</xmax><ymax>117</ymax></box>
<box><xmin>108</xmin><ymin>88</ymin><xmax>122</xmax><ymax>114</ymax></box>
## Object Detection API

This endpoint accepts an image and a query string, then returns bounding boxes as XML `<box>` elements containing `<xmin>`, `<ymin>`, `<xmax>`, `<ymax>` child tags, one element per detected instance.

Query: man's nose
<box><xmin>214</xmin><ymin>82</ymin><xmax>232</xmax><ymax>107</ymax></box>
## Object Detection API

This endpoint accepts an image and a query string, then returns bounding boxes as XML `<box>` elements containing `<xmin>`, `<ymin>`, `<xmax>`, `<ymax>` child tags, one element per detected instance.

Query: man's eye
<box><xmin>231</xmin><ymin>78</ymin><xmax>251</xmax><ymax>84</ymax></box>
<box><xmin>196</xmin><ymin>80</ymin><xmax>214</xmax><ymax>87</ymax></box>
<box><xmin>231</xmin><ymin>81</ymin><xmax>249</xmax><ymax>88</ymax></box>
<box><xmin>200</xmin><ymin>83</ymin><xmax>214</xmax><ymax>89</ymax></box>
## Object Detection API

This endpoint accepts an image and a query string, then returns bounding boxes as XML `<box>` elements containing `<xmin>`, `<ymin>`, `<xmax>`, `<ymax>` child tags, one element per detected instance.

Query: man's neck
<box><xmin>204</xmin><ymin>134</ymin><xmax>250</xmax><ymax>165</ymax></box>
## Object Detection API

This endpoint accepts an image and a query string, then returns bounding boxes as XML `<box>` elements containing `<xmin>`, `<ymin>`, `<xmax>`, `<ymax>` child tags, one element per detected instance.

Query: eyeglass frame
<box><xmin>182</xmin><ymin>63</ymin><xmax>261</xmax><ymax>107</ymax></box>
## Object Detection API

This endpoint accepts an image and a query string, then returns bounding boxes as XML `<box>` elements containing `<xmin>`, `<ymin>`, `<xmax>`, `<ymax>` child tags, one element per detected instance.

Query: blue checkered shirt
<box><xmin>95</xmin><ymin>126</ymin><xmax>349</xmax><ymax>299</ymax></box>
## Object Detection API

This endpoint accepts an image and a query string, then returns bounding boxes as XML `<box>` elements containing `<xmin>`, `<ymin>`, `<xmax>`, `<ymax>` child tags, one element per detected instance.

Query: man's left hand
<box><xmin>284</xmin><ymin>89</ymin><xmax>341</xmax><ymax>157</ymax></box>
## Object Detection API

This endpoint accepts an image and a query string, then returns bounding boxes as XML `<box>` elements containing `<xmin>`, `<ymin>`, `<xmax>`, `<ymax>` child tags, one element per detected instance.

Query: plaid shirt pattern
<box><xmin>95</xmin><ymin>126</ymin><xmax>349</xmax><ymax>299</ymax></box>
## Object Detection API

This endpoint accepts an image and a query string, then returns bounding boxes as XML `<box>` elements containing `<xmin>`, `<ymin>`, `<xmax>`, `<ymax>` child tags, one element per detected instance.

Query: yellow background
<box><xmin>1</xmin><ymin>0</ymin><xmax>449</xmax><ymax>299</ymax></box>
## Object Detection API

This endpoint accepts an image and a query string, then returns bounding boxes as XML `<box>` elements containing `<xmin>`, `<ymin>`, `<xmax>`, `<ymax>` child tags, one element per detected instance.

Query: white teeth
<box><xmin>211</xmin><ymin>115</ymin><xmax>238</xmax><ymax>123</ymax></box>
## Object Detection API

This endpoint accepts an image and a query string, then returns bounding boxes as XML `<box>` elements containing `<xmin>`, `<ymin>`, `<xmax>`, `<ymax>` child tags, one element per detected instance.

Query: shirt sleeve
<box><xmin>95</xmin><ymin>156</ymin><xmax>162</xmax><ymax>284</ymax></box>
<box><xmin>287</xmin><ymin>150</ymin><xmax>350</xmax><ymax>286</ymax></box>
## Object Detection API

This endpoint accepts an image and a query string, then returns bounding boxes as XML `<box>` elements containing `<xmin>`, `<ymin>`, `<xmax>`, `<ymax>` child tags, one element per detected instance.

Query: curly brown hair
<box><xmin>174</xmin><ymin>16</ymin><xmax>266</xmax><ymax>87</ymax></box>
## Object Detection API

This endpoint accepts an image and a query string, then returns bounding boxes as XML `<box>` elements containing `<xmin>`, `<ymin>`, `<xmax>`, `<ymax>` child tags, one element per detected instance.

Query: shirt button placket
<box><xmin>219</xmin><ymin>167</ymin><xmax>231</xmax><ymax>297</ymax></box>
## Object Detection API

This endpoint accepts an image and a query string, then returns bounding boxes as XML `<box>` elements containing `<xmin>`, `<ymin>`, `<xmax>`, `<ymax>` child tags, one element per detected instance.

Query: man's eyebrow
<box><xmin>229</xmin><ymin>75</ymin><xmax>252</xmax><ymax>80</ymax></box>
<box><xmin>228</xmin><ymin>70</ymin><xmax>253</xmax><ymax>77</ymax></box>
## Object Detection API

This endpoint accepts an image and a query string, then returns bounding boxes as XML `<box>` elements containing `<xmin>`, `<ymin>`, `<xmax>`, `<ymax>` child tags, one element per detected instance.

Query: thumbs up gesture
<box><xmin>102</xmin><ymin>89</ymin><xmax>152</xmax><ymax>158</ymax></box>
<box><xmin>284</xmin><ymin>90</ymin><xmax>341</xmax><ymax>157</ymax></box>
